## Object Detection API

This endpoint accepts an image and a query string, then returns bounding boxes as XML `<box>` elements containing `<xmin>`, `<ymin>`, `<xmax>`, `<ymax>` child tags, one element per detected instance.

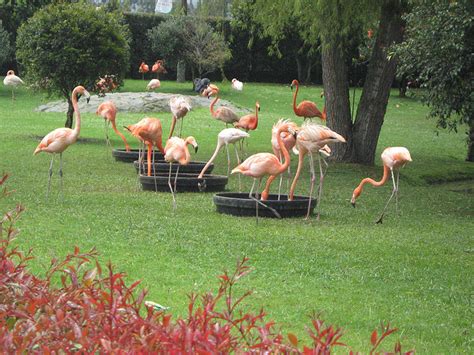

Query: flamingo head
<box><xmin>232</xmin><ymin>78</ymin><xmax>237</xmax><ymax>83</ymax></box>
<box><xmin>290</xmin><ymin>79</ymin><xmax>299</xmax><ymax>90</ymax></box>
<box><xmin>186</xmin><ymin>136</ymin><xmax>199</xmax><ymax>153</ymax></box>
<box><xmin>6</xmin><ymin>70</ymin><xmax>15</xmax><ymax>76</ymax></box>
<box><xmin>74</xmin><ymin>86</ymin><xmax>91</xmax><ymax>103</ymax></box>
<box><xmin>256</xmin><ymin>101</ymin><xmax>260</xmax><ymax>111</ymax></box>
<box><xmin>350</xmin><ymin>187</ymin><xmax>361</xmax><ymax>207</ymax></box>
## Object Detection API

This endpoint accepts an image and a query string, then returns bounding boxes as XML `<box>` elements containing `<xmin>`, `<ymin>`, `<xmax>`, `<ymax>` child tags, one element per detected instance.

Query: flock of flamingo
<box><xmin>3</xmin><ymin>67</ymin><xmax>411</xmax><ymax>223</ymax></box>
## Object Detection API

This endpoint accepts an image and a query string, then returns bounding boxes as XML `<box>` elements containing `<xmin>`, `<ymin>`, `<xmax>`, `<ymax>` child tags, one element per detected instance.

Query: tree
<box><xmin>233</xmin><ymin>0</ymin><xmax>406</xmax><ymax>165</ymax></box>
<box><xmin>16</xmin><ymin>2</ymin><xmax>130</xmax><ymax>128</ymax></box>
<box><xmin>395</xmin><ymin>1</ymin><xmax>474</xmax><ymax>162</ymax></box>
<box><xmin>0</xmin><ymin>21</ymin><xmax>11</xmax><ymax>68</ymax></box>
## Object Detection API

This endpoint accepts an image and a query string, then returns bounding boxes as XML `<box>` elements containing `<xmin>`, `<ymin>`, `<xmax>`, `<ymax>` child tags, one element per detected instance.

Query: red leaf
<box><xmin>288</xmin><ymin>333</ymin><xmax>298</xmax><ymax>347</ymax></box>
<box><xmin>74</xmin><ymin>246</ymin><xmax>80</xmax><ymax>255</ymax></box>
<box><xmin>371</xmin><ymin>330</ymin><xmax>378</xmax><ymax>346</ymax></box>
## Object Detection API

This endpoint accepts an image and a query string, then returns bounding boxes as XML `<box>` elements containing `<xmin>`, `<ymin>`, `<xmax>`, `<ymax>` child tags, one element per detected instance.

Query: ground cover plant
<box><xmin>0</xmin><ymin>79</ymin><xmax>472</xmax><ymax>352</ymax></box>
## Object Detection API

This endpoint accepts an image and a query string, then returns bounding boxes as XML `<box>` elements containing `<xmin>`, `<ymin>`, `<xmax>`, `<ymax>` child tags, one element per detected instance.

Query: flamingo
<box><xmin>138</xmin><ymin>61</ymin><xmax>149</xmax><ymax>80</ymax></box>
<box><xmin>96</xmin><ymin>101</ymin><xmax>130</xmax><ymax>151</ymax></box>
<box><xmin>231</xmin><ymin>78</ymin><xmax>243</xmax><ymax>91</ymax></box>
<box><xmin>168</xmin><ymin>96</ymin><xmax>192</xmax><ymax>139</ymax></box>
<box><xmin>231</xmin><ymin>122</ymin><xmax>295</xmax><ymax>220</ymax></box>
<box><xmin>164</xmin><ymin>136</ymin><xmax>198</xmax><ymax>210</ymax></box>
<box><xmin>125</xmin><ymin>117</ymin><xmax>165</xmax><ymax>177</ymax></box>
<box><xmin>3</xmin><ymin>70</ymin><xmax>24</xmax><ymax>100</ymax></box>
<box><xmin>234</xmin><ymin>101</ymin><xmax>260</xmax><ymax>132</ymax></box>
<box><xmin>351</xmin><ymin>147</ymin><xmax>412</xmax><ymax>224</ymax></box>
<box><xmin>197</xmin><ymin>128</ymin><xmax>249</xmax><ymax>191</ymax></box>
<box><xmin>206</xmin><ymin>85</ymin><xmax>239</xmax><ymax>126</ymax></box>
<box><xmin>146</xmin><ymin>79</ymin><xmax>161</xmax><ymax>91</ymax></box>
<box><xmin>151</xmin><ymin>60</ymin><xmax>167</xmax><ymax>79</ymax></box>
<box><xmin>34</xmin><ymin>86</ymin><xmax>90</xmax><ymax>199</ymax></box>
<box><xmin>271</xmin><ymin>119</ymin><xmax>299</xmax><ymax>199</ymax></box>
<box><xmin>290</xmin><ymin>79</ymin><xmax>326</xmax><ymax>121</ymax></box>
<box><xmin>289</xmin><ymin>122</ymin><xmax>346</xmax><ymax>220</ymax></box>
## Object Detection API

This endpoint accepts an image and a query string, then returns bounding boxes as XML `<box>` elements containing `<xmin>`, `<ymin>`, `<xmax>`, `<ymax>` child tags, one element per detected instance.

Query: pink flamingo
<box><xmin>231</xmin><ymin>122</ymin><xmax>295</xmax><ymax>220</ymax></box>
<box><xmin>291</xmin><ymin>79</ymin><xmax>326</xmax><ymax>121</ymax></box>
<box><xmin>234</xmin><ymin>101</ymin><xmax>260</xmax><ymax>132</ymax></box>
<box><xmin>34</xmin><ymin>86</ymin><xmax>90</xmax><ymax>199</ymax></box>
<box><xmin>271</xmin><ymin>119</ymin><xmax>299</xmax><ymax>199</ymax></box>
<box><xmin>231</xmin><ymin>78</ymin><xmax>243</xmax><ymax>91</ymax></box>
<box><xmin>146</xmin><ymin>79</ymin><xmax>161</xmax><ymax>91</ymax></box>
<box><xmin>96</xmin><ymin>101</ymin><xmax>130</xmax><ymax>151</ymax></box>
<box><xmin>151</xmin><ymin>59</ymin><xmax>167</xmax><ymax>79</ymax></box>
<box><xmin>206</xmin><ymin>85</ymin><xmax>239</xmax><ymax>126</ymax></box>
<box><xmin>351</xmin><ymin>147</ymin><xmax>412</xmax><ymax>223</ymax></box>
<box><xmin>164</xmin><ymin>136</ymin><xmax>199</xmax><ymax>210</ymax></box>
<box><xmin>138</xmin><ymin>61</ymin><xmax>149</xmax><ymax>80</ymax></box>
<box><xmin>289</xmin><ymin>122</ymin><xmax>346</xmax><ymax>220</ymax></box>
<box><xmin>3</xmin><ymin>70</ymin><xmax>24</xmax><ymax>100</ymax></box>
<box><xmin>125</xmin><ymin>117</ymin><xmax>165</xmax><ymax>177</ymax></box>
<box><xmin>168</xmin><ymin>96</ymin><xmax>192</xmax><ymax>138</ymax></box>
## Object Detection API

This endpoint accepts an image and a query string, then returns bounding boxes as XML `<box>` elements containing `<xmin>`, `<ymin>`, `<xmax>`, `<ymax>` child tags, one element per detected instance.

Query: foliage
<box><xmin>394</xmin><ymin>0</ymin><xmax>474</xmax><ymax>161</ymax></box>
<box><xmin>147</xmin><ymin>16</ymin><xmax>231</xmax><ymax>79</ymax></box>
<box><xmin>15</xmin><ymin>2</ymin><xmax>130</xmax><ymax>126</ymax></box>
<box><xmin>0</xmin><ymin>20</ymin><xmax>11</xmax><ymax>68</ymax></box>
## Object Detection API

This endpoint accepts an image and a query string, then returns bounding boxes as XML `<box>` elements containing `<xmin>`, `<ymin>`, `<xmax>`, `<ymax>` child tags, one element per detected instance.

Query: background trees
<box><xmin>0</xmin><ymin>21</ymin><xmax>11</xmax><ymax>69</ymax></box>
<box><xmin>395</xmin><ymin>0</ymin><xmax>474</xmax><ymax>162</ymax></box>
<box><xmin>16</xmin><ymin>2</ymin><xmax>130</xmax><ymax>127</ymax></box>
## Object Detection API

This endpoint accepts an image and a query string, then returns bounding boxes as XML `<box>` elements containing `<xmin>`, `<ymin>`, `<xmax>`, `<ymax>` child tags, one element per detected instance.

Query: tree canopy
<box><xmin>395</xmin><ymin>0</ymin><xmax>474</xmax><ymax>161</ymax></box>
<box><xmin>16</xmin><ymin>2</ymin><xmax>130</xmax><ymax>127</ymax></box>
<box><xmin>0</xmin><ymin>21</ymin><xmax>11</xmax><ymax>69</ymax></box>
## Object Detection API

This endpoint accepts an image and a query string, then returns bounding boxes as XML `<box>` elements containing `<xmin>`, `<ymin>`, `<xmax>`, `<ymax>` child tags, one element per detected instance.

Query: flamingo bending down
<box><xmin>289</xmin><ymin>122</ymin><xmax>346</xmax><ymax>220</ymax></box>
<box><xmin>231</xmin><ymin>78</ymin><xmax>243</xmax><ymax>91</ymax></box>
<box><xmin>351</xmin><ymin>147</ymin><xmax>412</xmax><ymax>224</ymax></box>
<box><xmin>125</xmin><ymin>117</ymin><xmax>165</xmax><ymax>177</ymax></box>
<box><xmin>146</xmin><ymin>79</ymin><xmax>161</xmax><ymax>91</ymax></box>
<box><xmin>3</xmin><ymin>70</ymin><xmax>24</xmax><ymax>100</ymax></box>
<box><xmin>290</xmin><ymin>79</ymin><xmax>326</xmax><ymax>122</ymax></box>
<box><xmin>168</xmin><ymin>96</ymin><xmax>192</xmax><ymax>139</ymax></box>
<box><xmin>197</xmin><ymin>128</ymin><xmax>249</xmax><ymax>191</ymax></box>
<box><xmin>271</xmin><ymin>119</ymin><xmax>299</xmax><ymax>199</ymax></box>
<box><xmin>207</xmin><ymin>86</ymin><xmax>239</xmax><ymax>126</ymax></box>
<box><xmin>234</xmin><ymin>101</ymin><xmax>260</xmax><ymax>132</ymax></box>
<box><xmin>138</xmin><ymin>62</ymin><xmax>149</xmax><ymax>80</ymax></box>
<box><xmin>164</xmin><ymin>136</ymin><xmax>198</xmax><ymax>210</ymax></box>
<box><xmin>34</xmin><ymin>86</ymin><xmax>90</xmax><ymax>199</ymax></box>
<box><xmin>96</xmin><ymin>101</ymin><xmax>130</xmax><ymax>151</ymax></box>
<box><xmin>231</xmin><ymin>122</ymin><xmax>295</xmax><ymax>220</ymax></box>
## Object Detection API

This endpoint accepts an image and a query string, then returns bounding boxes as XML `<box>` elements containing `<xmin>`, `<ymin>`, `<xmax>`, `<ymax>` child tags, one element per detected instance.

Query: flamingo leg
<box><xmin>395</xmin><ymin>170</ymin><xmax>400</xmax><ymax>215</ymax></box>
<box><xmin>58</xmin><ymin>153</ymin><xmax>64</xmax><ymax>201</ymax></box>
<box><xmin>179</xmin><ymin>119</ymin><xmax>184</xmax><ymax>138</ymax></box>
<box><xmin>225</xmin><ymin>143</ymin><xmax>230</xmax><ymax>178</ymax></box>
<box><xmin>248</xmin><ymin>177</ymin><xmax>281</xmax><ymax>220</ymax></box>
<box><xmin>277</xmin><ymin>152</ymin><xmax>283</xmax><ymax>200</ymax></box>
<box><xmin>286</xmin><ymin>165</ymin><xmax>292</xmax><ymax>198</ymax></box>
<box><xmin>305</xmin><ymin>151</ymin><xmax>316</xmax><ymax>220</ymax></box>
<box><xmin>11</xmin><ymin>89</ymin><xmax>14</xmax><ymax>101</ymax></box>
<box><xmin>173</xmin><ymin>164</ymin><xmax>180</xmax><ymax>210</ymax></box>
<box><xmin>46</xmin><ymin>154</ymin><xmax>55</xmax><ymax>200</ymax></box>
<box><xmin>375</xmin><ymin>168</ymin><xmax>397</xmax><ymax>224</ymax></box>
<box><xmin>233</xmin><ymin>144</ymin><xmax>241</xmax><ymax>192</ymax></box>
<box><xmin>152</xmin><ymin>146</ymin><xmax>158</xmax><ymax>192</ymax></box>
<box><xmin>137</xmin><ymin>140</ymin><xmax>144</xmax><ymax>191</ymax></box>
<box><xmin>315</xmin><ymin>154</ymin><xmax>325</xmax><ymax>221</ymax></box>
<box><xmin>168</xmin><ymin>163</ymin><xmax>177</xmax><ymax>211</ymax></box>
<box><xmin>104</xmin><ymin>120</ymin><xmax>111</xmax><ymax>149</ymax></box>
<box><xmin>147</xmin><ymin>143</ymin><xmax>152</xmax><ymax>176</ymax></box>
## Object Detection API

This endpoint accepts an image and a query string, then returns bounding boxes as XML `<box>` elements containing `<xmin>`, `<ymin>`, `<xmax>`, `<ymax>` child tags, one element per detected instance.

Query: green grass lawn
<box><xmin>0</xmin><ymin>79</ymin><xmax>472</xmax><ymax>352</ymax></box>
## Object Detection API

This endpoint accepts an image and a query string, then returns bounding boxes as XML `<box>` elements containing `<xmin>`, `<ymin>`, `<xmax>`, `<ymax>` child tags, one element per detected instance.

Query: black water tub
<box><xmin>139</xmin><ymin>173</ymin><xmax>227</xmax><ymax>192</ymax></box>
<box><xmin>133</xmin><ymin>160</ymin><xmax>213</xmax><ymax>174</ymax></box>
<box><xmin>112</xmin><ymin>149</ymin><xmax>164</xmax><ymax>163</ymax></box>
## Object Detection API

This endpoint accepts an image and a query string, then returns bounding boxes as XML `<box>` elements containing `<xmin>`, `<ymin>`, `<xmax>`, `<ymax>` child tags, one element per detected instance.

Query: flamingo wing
<box><xmin>296</xmin><ymin>101</ymin><xmax>323</xmax><ymax>118</ymax></box>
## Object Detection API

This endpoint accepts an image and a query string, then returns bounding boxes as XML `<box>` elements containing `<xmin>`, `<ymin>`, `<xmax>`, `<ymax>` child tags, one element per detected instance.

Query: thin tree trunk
<box><xmin>65</xmin><ymin>96</ymin><xmax>74</xmax><ymax>128</ymax></box>
<box><xmin>352</xmin><ymin>0</ymin><xmax>404</xmax><ymax>165</ymax></box>
<box><xmin>177</xmin><ymin>60</ymin><xmax>186</xmax><ymax>82</ymax></box>
<box><xmin>296</xmin><ymin>55</ymin><xmax>312</xmax><ymax>83</ymax></box>
<box><xmin>467</xmin><ymin>118</ymin><xmax>474</xmax><ymax>162</ymax></box>
<box><xmin>322</xmin><ymin>44</ymin><xmax>353</xmax><ymax>161</ymax></box>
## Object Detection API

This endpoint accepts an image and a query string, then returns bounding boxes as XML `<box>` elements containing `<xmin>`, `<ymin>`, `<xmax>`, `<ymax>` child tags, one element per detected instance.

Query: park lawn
<box><xmin>0</xmin><ymin>79</ymin><xmax>472</xmax><ymax>353</ymax></box>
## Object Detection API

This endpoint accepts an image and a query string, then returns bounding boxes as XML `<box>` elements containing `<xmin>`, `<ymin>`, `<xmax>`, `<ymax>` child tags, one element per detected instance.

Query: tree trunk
<box><xmin>65</xmin><ymin>97</ymin><xmax>74</xmax><ymax>128</ymax></box>
<box><xmin>177</xmin><ymin>60</ymin><xmax>186</xmax><ymax>82</ymax></box>
<box><xmin>296</xmin><ymin>55</ymin><xmax>312</xmax><ymax>83</ymax></box>
<box><xmin>398</xmin><ymin>76</ymin><xmax>407</xmax><ymax>97</ymax></box>
<box><xmin>351</xmin><ymin>0</ymin><xmax>404</xmax><ymax>165</ymax></box>
<box><xmin>467</xmin><ymin>118</ymin><xmax>474</xmax><ymax>162</ymax></box>
<box><xmin>322</xmin><ymin>44</ymin><xmax>353</xmax><ymax>161</ymax></box>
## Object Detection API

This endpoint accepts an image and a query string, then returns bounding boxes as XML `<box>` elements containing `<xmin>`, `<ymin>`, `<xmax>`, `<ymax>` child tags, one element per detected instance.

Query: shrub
<box><xmin>16</xmin><ymin>3</ymin><xmax>130</xmax><ymax>128</ymax></box>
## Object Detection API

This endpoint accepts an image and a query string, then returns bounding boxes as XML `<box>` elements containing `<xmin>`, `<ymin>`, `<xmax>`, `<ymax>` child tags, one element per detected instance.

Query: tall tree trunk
<box><xmin>65</xmin><ymin>97</ymin><xmax>73</xmax><ymax>128</ymax></box>
<box><xmin>322</xmin><ymin>44</ymin><xmax>353</xmax><ymax>161</ymax></box>
<box><xmin>177</xmin><ymin>60</ymin><xmax>186</xmax><ymax>82</ymax></box>
<box><xmin>296</xmin><ymin>55</ymin><xmax>312</xmax><ymax>83</ymax></box>
<box><xmin>352</xmin><ymin>0</ymin><xmax>404</xmax><ymax>165</ymax></box>
<box><xmin>467</xmin><ymin>118</ymin><xmax>474</xmax><ymax>162</ymax></box>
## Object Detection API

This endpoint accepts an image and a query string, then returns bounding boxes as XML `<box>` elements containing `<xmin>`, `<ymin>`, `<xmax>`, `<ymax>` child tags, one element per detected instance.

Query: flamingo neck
<box><xmin>210</xmin><ymin>96</ymin><xmax>219</xmax><ymax>116</ymax></box>
<box><xmin>110</xmin><ymin>119</ymin><xmax>130</xmax><ymax>151</ymax></box>
<box><xmin>71</xmin><ymin>89</ymin><xmax>81</xmax><ymax>136</ymax></box>
<box><xmin>322</xmin><ymin>103</ymin><xmax>327</xmax><ymax>120</ymax></box>
<box><xmin>254</xmin><ymin>104</ymin><xmax>259</xmax><ymax>129</ymax></box>
<box><xmin>276</xmin><ymin>126</ymin><xmax>291</xmax><ymax>174</ymax></box>
<box><xmin>168</xmin><ymin>117</ymin><xmax>177</xmax><ymax>140</ymax></box>
<box><xmin>353</xmin><ymin>165</ymin><xmax>390</xmax><ymax>200</ymax></box>
<box><xmin>292</xmin><ymin>83</ymin><xmax>299</xmax><ymax>113</ymax></box>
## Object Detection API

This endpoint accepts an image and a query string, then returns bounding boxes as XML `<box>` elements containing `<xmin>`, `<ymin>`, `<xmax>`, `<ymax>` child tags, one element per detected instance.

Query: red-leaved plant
<box><xmin>0</xmin><ymin>174</ymin><xmax>414</xmax><ymax>353</ymax></box>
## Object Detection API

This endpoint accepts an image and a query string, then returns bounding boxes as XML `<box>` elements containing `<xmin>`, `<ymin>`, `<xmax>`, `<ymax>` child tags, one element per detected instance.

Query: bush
<box><xmin>16</xmin><ymin>3</ymin><xmax>130</xmax><ymax>127</ymax></box>
<box><xmin>0</xmin><ymin>175</ymin><xmax>412</xmax><ymax>353</ymax></box>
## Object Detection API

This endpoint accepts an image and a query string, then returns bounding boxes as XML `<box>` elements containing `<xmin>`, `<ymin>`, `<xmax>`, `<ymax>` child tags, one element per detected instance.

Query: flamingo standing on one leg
<box><xmin>96</xmin><ymin>101</ymin><xmax>130</xmax><ymax>151</ymax></box>
<box><xmin>125</xmin><ymin>117</ymin><xmax>165</xmax><ymax>177</ymax></box>
<box><xmin>231</xmin><ymin>122</ymin><xmax>295</xmax><ymax>221</ymax></box>
<box><xmin>34</xmin><ymin>86</ymin><xmax>90</xmax><ymax>199</ymax></box>
<box><xmin>151</xmin><ymin>59</ymin><xmax>167</xmax><ymax>79</ymax></box>
<box><xmin>139</xmin><ymin>62</ymin><xmax>149</xmax><ymax>80</ymax></box>
<box><xmin>289</xmin><ymin>122</ymin><xmax>346</xmax><ymax>220</ymax></box>
<box><xmin>351</xmin><ymin>147</ymin><xmax>412</xmax><ymax>224</ymax></box>
<box><xmin>271</xmin><ymin>119</ymin><xmax>299</xmax><ymax>199</ymax></box>
<box><xmin>164</xmin><ymin>136</ymin><xmax>198</xmax><ymax>210</ymax></box>
<box><xmin>206</xmin><ymin>85</ymin><xmax>239</xmax><ymax>127</ymax></box>
<box><xmin>3</xmin><ymin>70</ymin><xmax>24</xmax><ymax>101</ymax></box>
<box><xmin>290</xmin><ymin>79</ymin><xmax>326</xmax><ymax>122</ymax></box>
<box><xmin>197</xmin><ymin>128</ymin><xmax>249</xmax><ymax>191</ymax></box>
<box><xmin>168</xmin><ymin>96</ymin><xmax>192</xmax><ymax>138</ymax></box>
<box><xmin>146</xmin><ymin>79</ymin><xmax>161</xmax><ymax>91</ymax></box>
<box><xmin>234</xmin><ymin>101</ymin><xmax>260</xmax><ymax>131</ymax></box>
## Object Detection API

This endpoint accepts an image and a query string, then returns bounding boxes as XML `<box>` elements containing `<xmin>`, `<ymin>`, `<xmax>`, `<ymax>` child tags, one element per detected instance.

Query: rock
<box><xmin>35</xmin><ymin>92</ymin><xmax>249</xmax><ymax>114</ymax></box>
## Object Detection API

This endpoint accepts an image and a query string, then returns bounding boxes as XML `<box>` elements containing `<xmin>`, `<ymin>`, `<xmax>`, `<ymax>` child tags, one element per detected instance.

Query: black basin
<box><xmin>140</xmin><ymin>173</ymin><xmax>228</xmax><ymax>192</ymax></box>
<box><xmin>133</xmin><ymin>160</ymin><xmax>214</xmax><ymax>174</ymax></box>
<box><xmin>112</xmin><ymin>149</ymin><xmax>164</xmax><ymax>163</ymax></box>
<box><xmin>213</xmin><ymin>193</ymin><xmax>316</xmax><ymax>218</ymax></box>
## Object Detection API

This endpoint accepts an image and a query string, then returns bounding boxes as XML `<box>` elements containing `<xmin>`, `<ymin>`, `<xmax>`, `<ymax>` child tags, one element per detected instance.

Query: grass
<box><xmin>0</xmin><ymin>79</ymin><xmax>473</xmax><ymax>352</ymax></box>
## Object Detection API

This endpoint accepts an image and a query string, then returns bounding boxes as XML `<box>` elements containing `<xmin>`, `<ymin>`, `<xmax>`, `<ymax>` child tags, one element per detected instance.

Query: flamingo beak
<box><xmin>351</xmin><ymin>201</ymin><xmax>356</xmax><ymax>208</ymax></box>
<box><xmin>194</xmin><ymin>145</ymin><xmax>199</xmax><ymax>153</ymax></box>
<box><xmin>290</xmin><ymin>85</ymin><xmax>294</xmax><ymax>91</ymax></box>
<box><xmin>86</xmin><ymin>97</ymin><xmax>90</xmax><ymax>104</ymax></box>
